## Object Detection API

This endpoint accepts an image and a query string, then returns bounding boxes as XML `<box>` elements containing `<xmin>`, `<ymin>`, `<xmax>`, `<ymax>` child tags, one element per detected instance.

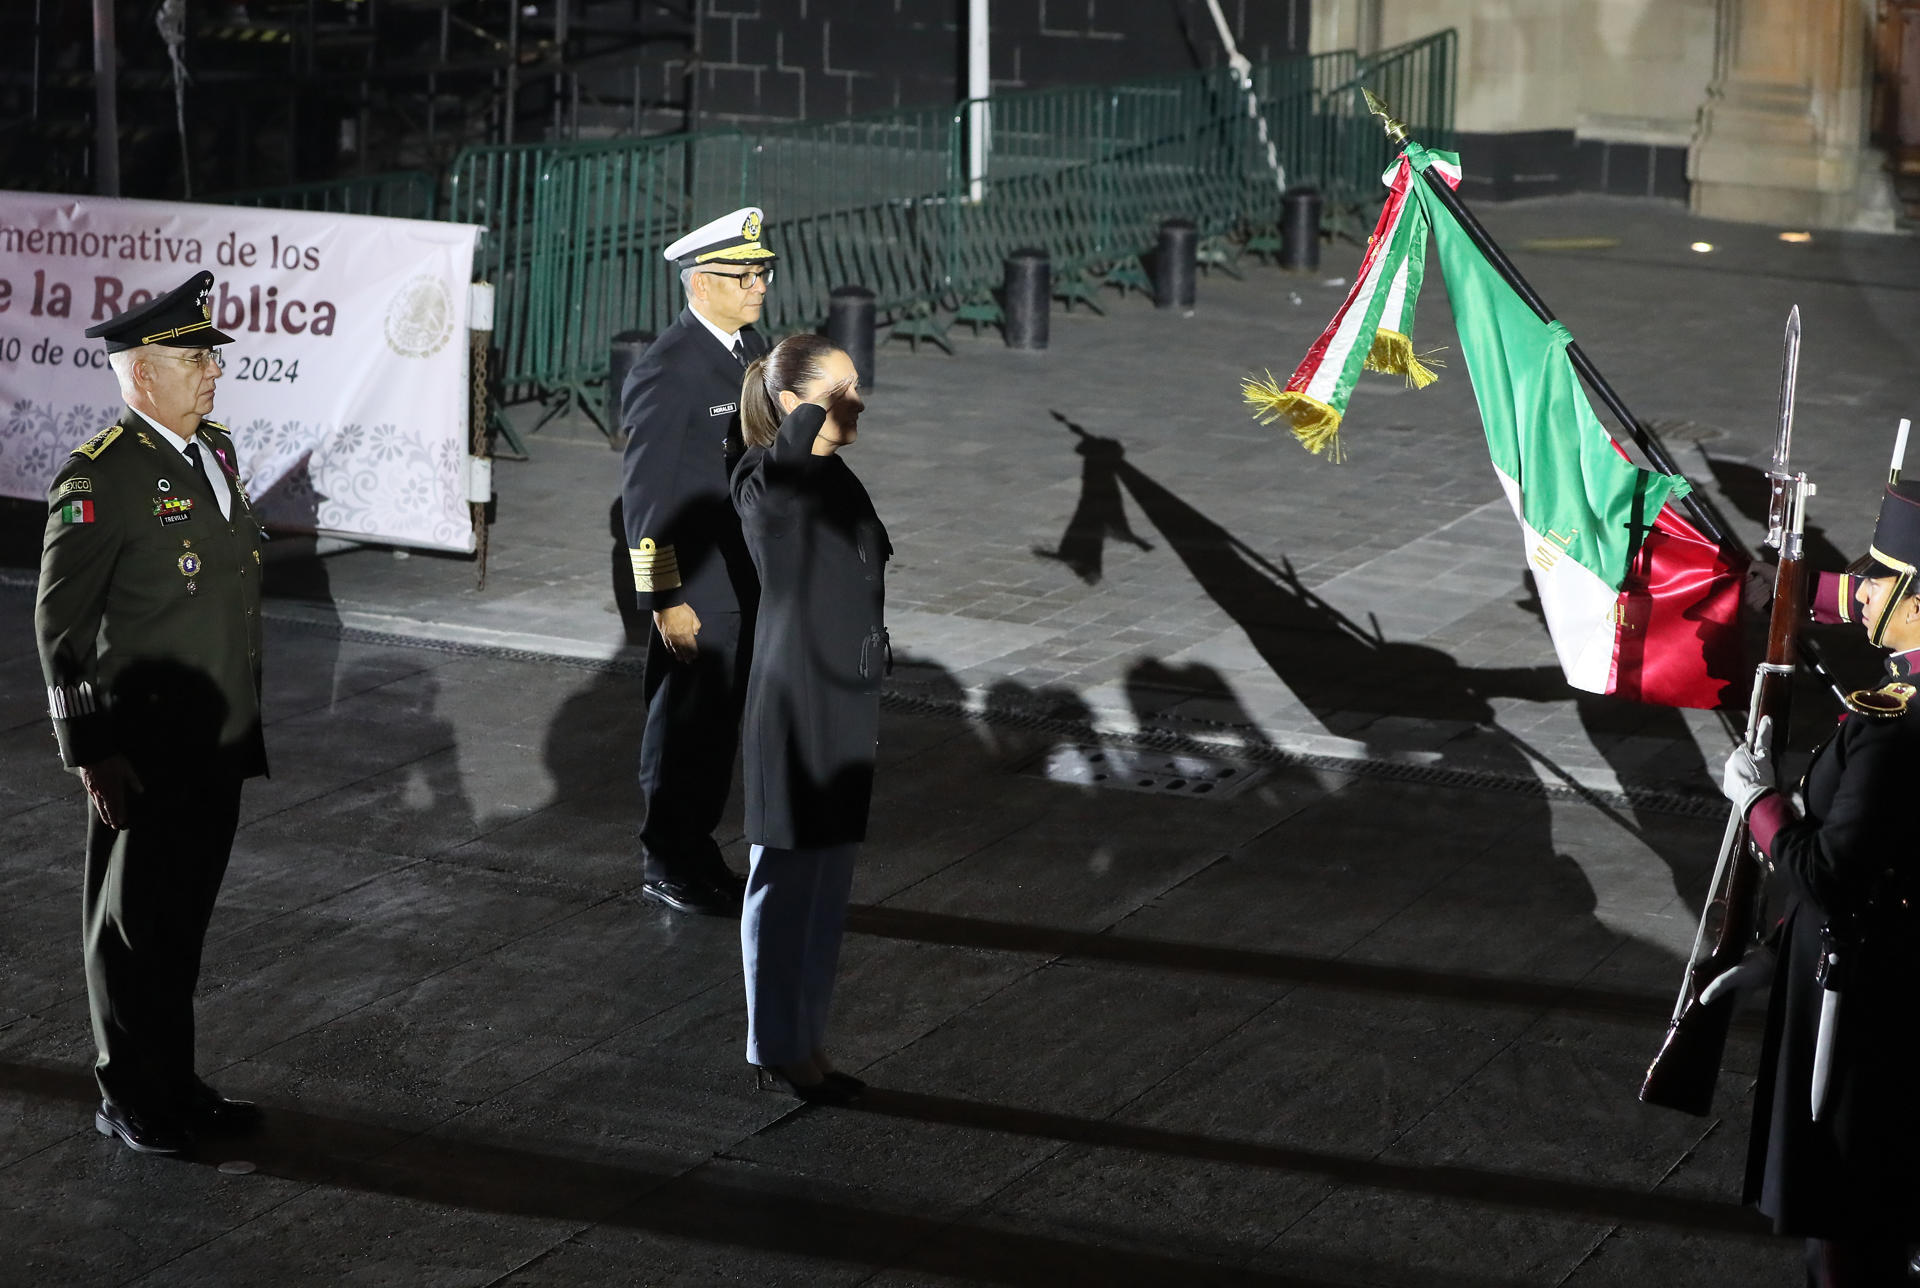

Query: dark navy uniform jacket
<box><xmin>1745</xmin><ymin>645</ymin><xmax>1920</xmax><ymax>1238</ymax></box>
<box><xmin>619</xmin><ymin>308</ymin><xmax>769</xmax><ymax>615</ymax></box>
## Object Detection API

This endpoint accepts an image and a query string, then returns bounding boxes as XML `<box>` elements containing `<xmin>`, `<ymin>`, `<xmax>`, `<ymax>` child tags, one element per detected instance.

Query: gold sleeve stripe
<box><xmin>630</xmin><ymin>540</ymin><xmax>682</xmax><ymax>593</ymax></box>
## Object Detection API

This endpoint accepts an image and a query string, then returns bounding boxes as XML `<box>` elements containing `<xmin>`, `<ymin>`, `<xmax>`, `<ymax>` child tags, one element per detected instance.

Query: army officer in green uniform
<box><xmin>35</xmin><ymin>271</ymin><xmax>267</xmax><ymax>1155</ymax></box>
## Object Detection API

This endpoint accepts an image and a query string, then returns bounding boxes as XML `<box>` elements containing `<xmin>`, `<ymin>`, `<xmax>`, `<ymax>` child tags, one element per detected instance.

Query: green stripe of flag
<box><xmin>1406</xmin><ymin>144</ymin><xmax>1688</xmax><ymax>591</ymax></box>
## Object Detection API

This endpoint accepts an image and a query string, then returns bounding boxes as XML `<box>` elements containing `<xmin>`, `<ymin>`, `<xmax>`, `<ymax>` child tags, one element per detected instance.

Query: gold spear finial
<box><xmin>1362</xmin><ymin>88</ymin><xmax>1410</xmax><ymax>147</ymax></box>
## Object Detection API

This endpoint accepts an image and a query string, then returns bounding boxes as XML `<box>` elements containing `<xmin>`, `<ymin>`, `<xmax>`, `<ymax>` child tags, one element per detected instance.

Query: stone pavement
<box><xmin>1</xmin><ymin>193</ymin><xmax>1914</xmax><ymax>1285</ymax></box>
<box><xmin>0</xmin><ymin>610</ymin><xmax>1786</xmax><ymax>1287</ymax></box>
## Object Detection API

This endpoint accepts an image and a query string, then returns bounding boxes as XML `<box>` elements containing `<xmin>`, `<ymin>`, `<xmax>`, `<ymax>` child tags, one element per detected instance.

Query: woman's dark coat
<box><xmin>1746</xmin><ymin>671</ymin><xmax>1920</xmax><ymax>1238</ymax></box>
<box><xmin>730</xmin><ymin>402</ymin><xmax>890</xmax><ymax>849</ymax></box>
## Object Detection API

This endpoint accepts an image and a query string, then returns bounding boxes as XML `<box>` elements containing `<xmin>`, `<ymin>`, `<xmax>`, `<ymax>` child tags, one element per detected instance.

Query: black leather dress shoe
<box><xmin>639</xmin><ymin>876</ymin><xmax>740</xmax><ymax>917</ymax></box>
<box><xmin>188</xmin><ymin>1082</ymin><xmax>261</xmax><ymax>1132</ymax></box>
<box><xmin>95</xmin><ymin>1100</ymin><xmax>191</xmax><ymax>1155</ymax></box>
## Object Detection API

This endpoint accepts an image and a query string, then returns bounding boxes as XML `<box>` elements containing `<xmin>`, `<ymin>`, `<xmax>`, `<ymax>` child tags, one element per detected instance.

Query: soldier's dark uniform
<box><xmin>619</xmin><ymin>208</ymin><xmax>774</xmax><ymax>913</ymax></box>
<box><xmin>35</xmin><ymin>272</ymin><xmax>265</xmax><ymax>1153</ymax></box>
<box><xmin>1740</xmin><ymin>479</ymin><xmax>1920</xmax><ymax>1287</ymax></box>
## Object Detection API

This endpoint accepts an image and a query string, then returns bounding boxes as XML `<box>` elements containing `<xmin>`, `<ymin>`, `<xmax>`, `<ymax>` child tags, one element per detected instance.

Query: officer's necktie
<box><xmin>731</xmin><ymin>339</ymin><xmax>746</xmax><ymax>367</ymax></box>
<box><xmin>183</xmin><ymin>440</ymin><xmax>227</xmax><ymax>519</ymax></box>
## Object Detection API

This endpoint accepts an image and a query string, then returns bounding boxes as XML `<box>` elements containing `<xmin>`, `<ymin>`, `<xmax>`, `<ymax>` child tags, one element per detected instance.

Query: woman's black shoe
<box><xmin>754</xmin><ymin>1065</ymin><xmax>860</xmax><ymax>1105</ymax></box>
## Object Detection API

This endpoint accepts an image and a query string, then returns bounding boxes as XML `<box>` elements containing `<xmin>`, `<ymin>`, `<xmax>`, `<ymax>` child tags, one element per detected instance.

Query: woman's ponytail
<box><xmin>740</xmin><ymin>355</ymin><xmax>781</xmax><ymax>450</ymax></box>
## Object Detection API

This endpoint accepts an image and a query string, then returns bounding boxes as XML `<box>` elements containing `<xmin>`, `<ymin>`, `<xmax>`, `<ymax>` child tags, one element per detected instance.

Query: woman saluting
<box><xmin>730</xmin><ymin>335</ymin><xmax>888</xmax><ymax>1105</ymax></box>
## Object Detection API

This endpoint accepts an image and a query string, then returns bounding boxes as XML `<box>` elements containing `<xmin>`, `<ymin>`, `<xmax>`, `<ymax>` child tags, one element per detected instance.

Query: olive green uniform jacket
<box><xmin>34</xmin><ymin>409</ymin><xmax>267</xmax><ymax>780</ymax></box>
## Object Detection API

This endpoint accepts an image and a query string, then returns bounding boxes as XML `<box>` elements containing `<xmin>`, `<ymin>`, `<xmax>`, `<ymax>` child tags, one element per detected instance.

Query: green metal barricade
<box><xmin>1318</xmin><ymin>31</ymin><xmax>1459</xmax><ymax>224</ymax></box>
<box><xmin>439</xmin><ymin>33</ymin><xmax>1456</xmax><ymax>414</ymax></box>
<box><xmin>741</xmin><ymin>105</ymin><xmax>959</xmax><ymax>333</ymax></box>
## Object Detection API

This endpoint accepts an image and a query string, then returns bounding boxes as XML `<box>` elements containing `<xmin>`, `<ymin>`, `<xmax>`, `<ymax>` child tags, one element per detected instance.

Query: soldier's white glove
<box><xmin>1699</xmin><ymin>945</ymin><xmax>1776</xmax><ymax>1006</ymax></box>
<box><xmin>1721</xmin><ymin>715</ymin><xmax>1776</xmax><ymax>815</ymax></box>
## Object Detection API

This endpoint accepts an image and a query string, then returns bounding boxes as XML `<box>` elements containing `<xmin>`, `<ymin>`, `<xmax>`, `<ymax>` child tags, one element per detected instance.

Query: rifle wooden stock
<box><xmin>1639</xmin><ymin>544</ymin><xmax>1806</xmax><ymax>1114</ymax></box>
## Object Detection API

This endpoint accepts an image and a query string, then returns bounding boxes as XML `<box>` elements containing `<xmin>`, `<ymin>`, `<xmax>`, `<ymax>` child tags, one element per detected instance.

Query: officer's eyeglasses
<box><xmin>152</xmin><ymin>349</ymin><xmax>225</xmax><ymax>370</ymax></box>
<box><xmin>702</xmin><ymin>268</ymin><xmax>774</xmax><ymax>289</ymax></box>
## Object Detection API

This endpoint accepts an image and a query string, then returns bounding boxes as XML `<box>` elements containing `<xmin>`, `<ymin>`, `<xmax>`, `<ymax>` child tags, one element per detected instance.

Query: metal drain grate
<box><xmin>1029</xmin><ymin>744</ymin><xmax>1268</xmax><ymax>800</ymax></box>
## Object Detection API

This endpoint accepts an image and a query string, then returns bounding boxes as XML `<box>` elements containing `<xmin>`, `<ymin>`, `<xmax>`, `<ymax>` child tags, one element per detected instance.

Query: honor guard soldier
<box><xmin>618</xmin><ymin>207</ymin><xmax>776</xmax><ymax>915</ymax></box>
<box><xmin>1722</xmin><ymin>424</ymin><xmax>1920</xmax><ymax>1286</ymax></box>
<box><xmin>35</xmin><ymin>271</ymin><xmax>267</xmax><ymax>1155</ymax></box>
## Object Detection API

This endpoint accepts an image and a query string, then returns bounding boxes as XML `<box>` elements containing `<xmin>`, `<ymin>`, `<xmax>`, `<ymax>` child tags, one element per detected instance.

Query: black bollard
<box><xmin>1003</xmin><ymin>248</ymin><xmax>1050</xmax><ymax>350</ymax></box>
<box><xmin>608</xmin><ymin>329</ymin><xmax>654</xmax><ymax>435</ymax></box>
<box><xmin>1154</xmin><ymin>218</ymin><xmax>1197</xmax><ymax>311</ymax></box>
<box><xmin>1279</xmin><ymin>187</ymin><xmax>1323</xmax><ymax>271</ymax></box>
<box><xmin>826</xmin><ymin>285</ymin><xmax>877</xmax><ymax>390</ymax></box>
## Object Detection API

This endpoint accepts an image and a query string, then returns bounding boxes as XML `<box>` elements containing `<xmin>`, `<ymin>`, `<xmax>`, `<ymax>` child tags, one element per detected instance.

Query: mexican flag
<box><xmin>1251</xmin><ymin>143</ymin><xmax>1745</xmax><ymax>709</ymax></box>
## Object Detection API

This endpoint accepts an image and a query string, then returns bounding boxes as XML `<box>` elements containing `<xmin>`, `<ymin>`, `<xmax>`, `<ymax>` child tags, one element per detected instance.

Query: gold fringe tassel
<box><xmin>1363</xmin><ymin>329</ymin><xmax>1444</xmax><ymax>389</ymax></box>
<box><xmin>1242</xmin><ymin>372</ymin><xmax>1345</xmax><ymax>462</ymax></box>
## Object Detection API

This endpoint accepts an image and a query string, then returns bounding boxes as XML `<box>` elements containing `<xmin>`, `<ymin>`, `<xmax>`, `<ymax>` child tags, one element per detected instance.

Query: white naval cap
<box><xmin>661</xmin><ymin>206</ymin><xmax>777</xmax><ymax>268</ymax></box>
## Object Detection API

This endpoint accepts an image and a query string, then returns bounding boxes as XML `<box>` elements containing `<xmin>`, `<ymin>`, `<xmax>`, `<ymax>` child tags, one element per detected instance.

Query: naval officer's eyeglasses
<box><xmin>702</xmin><ymin>268</ymin><xmax>774</xmax><ymax>289</ymax></box>
<box><xmin>151</xmin><ymin>349</ymin><xmax>225</xmax><ymax>370</ymax></box>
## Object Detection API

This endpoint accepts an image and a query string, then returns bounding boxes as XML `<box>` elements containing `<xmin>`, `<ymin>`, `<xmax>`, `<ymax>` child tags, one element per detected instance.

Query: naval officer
<box><xmin>36</xmin><ymin>270</ymin><xmax>267</xmax><ymax>1155</ymax></box>
<box><xmin>619</xmin><ymin>207</ymin><xmax>776</xmax><ymax>915</ymax></box>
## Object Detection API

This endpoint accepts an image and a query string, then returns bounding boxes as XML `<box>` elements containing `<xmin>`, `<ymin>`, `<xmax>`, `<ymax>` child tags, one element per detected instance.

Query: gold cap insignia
<box><xmin>742</xmin><ymin>211</ymin><xmax>762</xmax><ymax>241</ymax></box>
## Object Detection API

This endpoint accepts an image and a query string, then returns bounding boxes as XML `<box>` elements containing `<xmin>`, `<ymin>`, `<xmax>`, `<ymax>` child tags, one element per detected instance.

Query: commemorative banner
<box><xmin>0</xmin><ymin>192</ymin><xmax>483</xmax><ymax>553</ymax></box>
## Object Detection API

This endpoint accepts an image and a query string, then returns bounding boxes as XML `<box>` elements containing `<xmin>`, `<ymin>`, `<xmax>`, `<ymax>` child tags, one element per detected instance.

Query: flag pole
<box><xmin>1362</xmin><ymin>90</ymin><xmax>1732</xmax><ymax>553</ymax></box>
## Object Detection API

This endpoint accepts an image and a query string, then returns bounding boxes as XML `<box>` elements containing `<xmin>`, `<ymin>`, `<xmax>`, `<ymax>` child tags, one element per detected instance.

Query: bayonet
<box><xmin>1766</xmin><ymin>306</ymin><xmax>1802</xmax><ymax>553</ymax></box>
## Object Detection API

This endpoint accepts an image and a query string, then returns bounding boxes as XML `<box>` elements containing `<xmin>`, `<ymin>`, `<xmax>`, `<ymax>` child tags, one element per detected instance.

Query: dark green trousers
<box><xmin>82</xmin><ymin>770</ymin><xmax>244</xmax><ymax>1116</ymax></box>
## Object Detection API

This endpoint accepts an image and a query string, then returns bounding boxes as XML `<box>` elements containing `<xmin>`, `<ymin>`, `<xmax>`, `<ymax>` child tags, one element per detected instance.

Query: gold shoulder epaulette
<box><xmin>71</xmin><ymin>425</ymin><xmax>122</xmax><ymax>460</ymax></box>
<box><xmin>1844</xmin><ymin>681</ymin><xmax>1917</xmax><ymax>719</ymax></box>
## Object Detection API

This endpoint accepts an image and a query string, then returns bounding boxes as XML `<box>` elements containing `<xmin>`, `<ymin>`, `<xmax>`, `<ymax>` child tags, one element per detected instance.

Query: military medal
<box><xmin>178</xmin><ymin>551</ymin><xmax>201</xmax><ymax>595</ymax></box>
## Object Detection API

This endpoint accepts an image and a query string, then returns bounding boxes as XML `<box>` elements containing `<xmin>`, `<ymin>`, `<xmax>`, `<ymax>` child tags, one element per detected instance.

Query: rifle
<box><xmin>1640</xmin><ymin>308</ymin><xmax>1811</xmax><ymax>1115</ymax></box>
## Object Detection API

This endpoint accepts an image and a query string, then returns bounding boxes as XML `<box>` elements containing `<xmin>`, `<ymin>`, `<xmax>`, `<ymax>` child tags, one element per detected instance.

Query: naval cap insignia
<box><xmin>742</xmin><ymin>211</ymin><xmax>761</xmax><ymax>240</ymax></box>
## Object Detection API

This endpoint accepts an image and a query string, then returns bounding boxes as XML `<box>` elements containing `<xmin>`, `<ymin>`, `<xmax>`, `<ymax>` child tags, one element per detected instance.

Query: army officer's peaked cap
<box><xmin>84</xmin><ymin>270</ymin><xmax>238</xmax><ymax>353</ymax></box>
<box><xmin>662</xmin><ymin>207</ymin><xmax>777</xmax><ymax>268</ymax></box>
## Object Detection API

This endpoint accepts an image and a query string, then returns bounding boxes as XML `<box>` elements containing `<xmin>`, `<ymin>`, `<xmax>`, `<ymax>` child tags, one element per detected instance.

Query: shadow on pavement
<box><xmin>0</xmin><ymin>1057</ymin><xmax>1766</xmax><ymax>1285</ymax></box>
<box><xmin>1034</xmin><ymin>417</ymin><xmax>1642</xmax><ymax>972</ymax></box>
<box><xmin>1033</xmin><ymin>418</ymin><xmax>1154</xmax><ymax>584</ymax></box>
<box><xmin>841</xmin><ymin>905</ymin><xmax>1740</xmax><ymax>1024</ymax></box>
